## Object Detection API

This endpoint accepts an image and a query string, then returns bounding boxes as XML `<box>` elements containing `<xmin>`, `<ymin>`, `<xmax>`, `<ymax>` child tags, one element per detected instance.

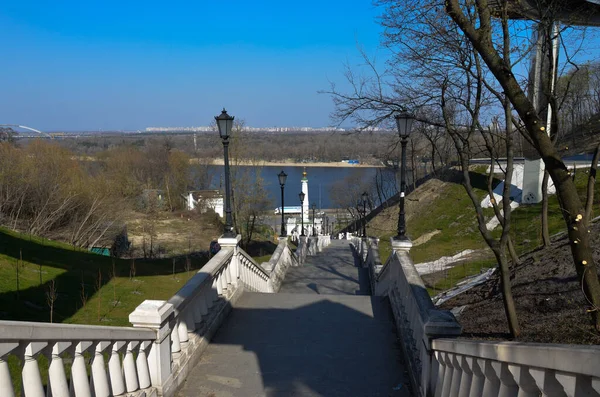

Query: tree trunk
<box><xmin>507</xmin><ymin>236</ymin><xmax>519</xmax><ymax>266</ymax></box>
<box><xmin>494</xmin><ymin>247</ymin><xmax>520</xmax><ymax>337</ymax></box>
<box><xmin>585</xmin><ymin>144</ymin><xmax>600</xmax><ymax>223</ymax></box>
<box><xmin>541</xmin><ymin>170</ymin><xmax>551</xmax><ymax>247</ymax></box>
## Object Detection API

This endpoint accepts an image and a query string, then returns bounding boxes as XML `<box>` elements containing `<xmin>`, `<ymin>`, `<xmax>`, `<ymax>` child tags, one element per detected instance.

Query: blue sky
<box><xmin>0</xmin><ymin>1</ymin><xmax>384</xmax><ymax>131</ymax></box>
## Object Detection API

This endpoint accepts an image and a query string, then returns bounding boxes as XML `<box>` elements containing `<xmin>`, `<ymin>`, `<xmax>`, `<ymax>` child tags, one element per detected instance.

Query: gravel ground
<box><xmin>440</xmin><ymin>222</ymin><xmax>600</xmax><ymax>345</ymax></box>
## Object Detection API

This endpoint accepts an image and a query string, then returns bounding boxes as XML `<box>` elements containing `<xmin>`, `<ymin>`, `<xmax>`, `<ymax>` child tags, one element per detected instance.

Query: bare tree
<box><xmin>46</xmin><ymin>280</ymin><xmax>57</xmax><ymax>323</ymax></box>
<box><xmin>445</xmin><ymin>0</ymin><xmax>600</xmax><ymax>330</ymax></box>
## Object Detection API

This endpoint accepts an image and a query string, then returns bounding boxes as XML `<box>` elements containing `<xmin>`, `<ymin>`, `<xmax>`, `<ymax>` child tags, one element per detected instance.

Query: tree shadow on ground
<box><xmin>177</xmin><ymin>295</ymin><xmax>412</xmax><ymax>397</ymax></box>
<box><xmin>0</xmin><ymin>229</ymin><xmax>208</xmax><ymax>323</ymax></box>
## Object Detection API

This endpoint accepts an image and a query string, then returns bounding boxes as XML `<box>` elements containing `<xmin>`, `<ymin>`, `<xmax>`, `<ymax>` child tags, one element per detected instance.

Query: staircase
<box><xmin>176</xmin><ymin>240</ymin><xmax>412</xmax><ymax>397</ymax></box>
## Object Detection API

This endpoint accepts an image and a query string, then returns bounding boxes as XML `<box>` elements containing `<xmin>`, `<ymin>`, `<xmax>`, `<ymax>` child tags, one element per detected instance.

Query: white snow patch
<box><xmin>433</xmin><ymin>268</ymin><xmax>497</xmax><ymax>306</ymax></box>
<box><xmin>415</xmin><ymin>249</ymin><xmax>475</xmax><ymax>275</ymax></box>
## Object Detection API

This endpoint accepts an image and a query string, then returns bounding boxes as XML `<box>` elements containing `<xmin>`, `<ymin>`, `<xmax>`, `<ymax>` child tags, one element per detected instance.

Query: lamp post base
<box><xmin>218</xmin><ymin>234</ymin><xmax>241</xmax><ymax>248</ymax></box>
<box><xmin>391</xmin><ymin>236</ymin><xmax>413</xmax><ymax>253</ymax></box>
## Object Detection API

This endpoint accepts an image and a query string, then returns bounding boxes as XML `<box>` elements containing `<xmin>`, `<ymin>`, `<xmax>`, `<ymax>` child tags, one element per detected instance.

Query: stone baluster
<box><xmin>481</xmin><ymin>359</ymin><xmax>501</xmax><ymax>396</ymax></box>
<box><xmin>171</xmin><ymin>321</ymin><xmax>181</xmax><ymax>354</ymax></box>
<box><xmin>448</xmin><ymin>353</ymin><xmax>463</xmax><ymax>397</ymax></box>
<box><xmin>22</xmin><ymin>341</ymin><xmax>48</xmax><ymax>397</ymax></box>
<box><xmin>223</xmin><ymin>263</ymin><xmax>231</xmax><ymax>291</ymax></box>
<box><xmin>0</xmin><ymin>343</ymin><xmax>18</xmax><ymax>397</ymax></box>
<box><xmin>467</xmin><ymin>358</ymin><xmax>485</xmax><ymax>397</ymax></box>
<box><xmin>123</xmin><ymin>341</ymin><xmax>140</xmax><ymax>393</ymax></box>
<box><xmin>195</xmin><ymin>290</ymin><xmax>208</xmax><ymax>323</ymax></box>
<box><xmin>136</xmin><ymin>341</ymin><xmax>152</xmax><ymax>390</ymax></box>
<box><xmin>555</xmin><ymin>371</ymin><xmax>599</xmax><ymax>397</ymax></box>
<box><xmin>495</xmin><ymin>362</ymin><xmax>518</xmax><ymax>397</ymax></box>
<box><xmin>47</xmin><ymin>342</ymin><xmax>71</xmax><ymax>397</ymax></box>
<box><xmin>529</xmin><ymin>368</ymin><xmax>564</xmax><ymax>397</ymax></box>
<box><xmin>178</xmin><ymin>314</ymin><xmax>189</xmax><ymax>346</ymax></box>
<box><xmin>108</xmin><ymin>341</ymin><xmax>126</xmax><ymax>396</ymax></box>
<box><xmin>215</xmin><ymin>273</ymin><xmax>224</xmax><ymax>296</ymax></box>
<box><xmin>456</xmin><ymin>356</ymin><xmax>473</xmax><ymax>397</ymax></box>
<box><xmin>130</xmin><ymin>300</ymin><xmax>174</xmax><ymax>392</ymax></box>
<box><xmin>70</xmin><ymin>341</ymin><xmax>93</xmax><ymax>397</ymax></box>
<box><xmin>434</xmin><ymin>351</ymin><xmax>447</xmax><ymax>397</ymax></box>
<box><xmin>90</xmin><ymin>341</ymin><xmax>111</xmax><ymax>397</ymax></box>
<box><xmin>507</xmin><ymin>365</ymin><xmax>540</xmax><ymax>397</ymax></box>
<box><xmin>440</xmin><ymin>352</ymin><xmax>455</xmax><ymax>397</ymax></box>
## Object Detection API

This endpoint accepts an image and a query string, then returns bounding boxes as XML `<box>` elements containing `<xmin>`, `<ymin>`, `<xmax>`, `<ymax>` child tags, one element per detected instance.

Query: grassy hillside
<box><xmin>367</xmin><ymin>167</ymin><xmax>600</xmax><ymax>295</ymax></box>
<box><xmin>0</xmin><ymin>227</ymin><xmax>207</xmax><ymax>326</ymax></box>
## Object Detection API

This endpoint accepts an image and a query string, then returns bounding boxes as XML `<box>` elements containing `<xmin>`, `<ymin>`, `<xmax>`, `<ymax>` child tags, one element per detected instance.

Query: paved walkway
<box><xmin>177</xmin><ymin>241</ymin><xmax>412</xmax><ymax>397</ymax></box>
<box><xmin>279</xmin><ymin>239</ymin><xmax>371</xmax><ymax>295</ymax></box>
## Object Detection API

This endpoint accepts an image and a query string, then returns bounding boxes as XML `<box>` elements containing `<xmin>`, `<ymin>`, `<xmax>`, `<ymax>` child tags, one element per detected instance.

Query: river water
<box><xmin>205</xmin><ymin>165</ymin><xmax>400</xmax><ymax>210</ymax></box>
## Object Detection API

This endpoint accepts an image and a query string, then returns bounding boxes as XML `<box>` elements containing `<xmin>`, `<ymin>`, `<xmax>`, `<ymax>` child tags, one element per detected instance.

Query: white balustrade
<box><xmin>0</xmin><ymin>234</ymin><xmax>299</xmax><ymax>397</ymax></box>
<box><xmin>431</xmin><ymin>339</ymin><xmax>600</xmax><ymax>397</ymax></box>
<box><xmin>0</xmin><ymin>321</ymin><xmax>156</xmax><ymax>397</ymax></box>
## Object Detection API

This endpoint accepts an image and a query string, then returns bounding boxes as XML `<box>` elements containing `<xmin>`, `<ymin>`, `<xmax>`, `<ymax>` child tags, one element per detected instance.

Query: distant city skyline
<box><xmin>0</xmin><ymin>1</ymin><xmax>385</xmax><ymax>131</ymax></box>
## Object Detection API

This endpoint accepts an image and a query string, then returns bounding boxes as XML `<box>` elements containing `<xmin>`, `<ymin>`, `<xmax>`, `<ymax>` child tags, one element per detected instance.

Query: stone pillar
<box><xmin>391</xmin><ymin>237</ymin><xmax>413</xmax><ymax>254</ymax></box>
<box><xmin>308</xmin><ymin>236</ymin><xmax>318</xmax><ymax>256</ymax></box>
<box><xmin>301</xmin><ymin>169</ymin><xmax>309</xmax><ymax>219</ymax></box>
<box><xmin>219</xmin><ymin>234</ymin><xmax>241</xmax><ymax>288</ymax></box>
<box><xmin>129</xmin><ymin>300</ymin><xmax>174</xmax><ymax>392</ymax></box>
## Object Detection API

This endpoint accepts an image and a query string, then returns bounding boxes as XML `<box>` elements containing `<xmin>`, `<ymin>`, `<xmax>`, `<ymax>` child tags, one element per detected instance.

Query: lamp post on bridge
<box><xmin>326</xmin><ymin>216</ymin><xmax>329</xmax><ymax>236</ymax></box>
<box><xmin>215</xmin><ymin>108</ymin><xmax>235</xmax><ymax>238</ymax></box>
<box><xmin>312</xmin><ymin>203</ymin><xmax>317</xmax><ymax>236</ymax></box>
<box><xmin>299</xmin><ymin>192</ymin><xmax>306</xmax><ymax>236</ymax></box>
<box><xmin>361</xmin><ymin>191</ymin><xmax>368</xmax><ymax>237</ymax></box>
<box><xmin>394</xmin><ymin>112</ymin><xmax>415</xmax><ymax>241</ymax></box>
<box><xmin>278</xmin><ymin>170</ymin><xmax>287</xmax><ymax>237</ymax></box>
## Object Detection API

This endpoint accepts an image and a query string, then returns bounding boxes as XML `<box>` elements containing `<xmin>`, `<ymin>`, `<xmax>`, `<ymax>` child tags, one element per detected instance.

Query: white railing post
<box><xmin>129</xmin><ymin>300</ymin><xmax>174</xmax><ymax>391</ymax></box>
<box><xmin>123</xmin><ymin>341</ymin><xmax>140</xmax><ymax>393</ymax></box>
<box><xmin>22</xmin><ymin>342</ymin><xmax>47</xmax><ymax>397</ymax></box>
<box><xmin>70</xmin><ymin>341</ymin><xmax>93</xmax><ymax>397</ymax></box>
<box><xmin>507</xmin><ymin>365</ymin><xmax>540</xmax><ymax>397</ymax></box>
<box><xmin>136</xmin><ymin>341</ymin><xmax>152</xmax><ymax>390</ymax></box>
<box><xmin>108</xmin><ymin>341</ymin><xmax>126</xmax><ymax>396</ymax></box>
<box><xmin>0</xmin><ymin>343</ymin><xmax>18</xmax><ymax>397</ymax></box>
<box><xmin>90</xmin><ymin>341</ymin><xmax>111</xmax><ymax>397</ymax></box>
<box><xmin>47</xmin><ymin>342</ymin><xmax>71</xmax><ymax>397</ymax></box>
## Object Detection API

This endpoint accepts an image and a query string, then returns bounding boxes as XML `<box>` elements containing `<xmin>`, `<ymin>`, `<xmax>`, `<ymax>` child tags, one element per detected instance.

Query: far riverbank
<box><xmin>196</xmin><ymin>158</ymin><xmax>384</xmax><ymax>168</ymax></box>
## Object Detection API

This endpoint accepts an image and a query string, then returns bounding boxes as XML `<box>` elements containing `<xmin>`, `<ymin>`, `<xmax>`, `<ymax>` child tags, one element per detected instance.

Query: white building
<box><xmin>184</xmin><ymin>190</ymin><xmax>224</xmax><ymax>217</ymax></box>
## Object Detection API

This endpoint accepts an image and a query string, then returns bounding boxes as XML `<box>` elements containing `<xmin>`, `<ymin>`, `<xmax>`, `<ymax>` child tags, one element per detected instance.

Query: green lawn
<box><xmin>0</xmin><ymin>227</ymin><xmax>206</xmax><ymax>326</ymax></box>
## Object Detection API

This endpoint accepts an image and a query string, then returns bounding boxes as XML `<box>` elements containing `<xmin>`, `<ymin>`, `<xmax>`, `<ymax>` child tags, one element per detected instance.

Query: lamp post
<box><xmin>278</xmin><ymin>170</ymin><xmax>287</xmax><ymax>237</ymax></box>
<box><xmin>312</xmin><ymin>203</ymin><xmax>317</xmax><ymax>236</ymax></box>
<box><xmin>326</xmin><ymin>216</ymin><xmax>329</xmax><ymax>235</ymax></box>
<box><xmin>215</xmin><ymin>108</ymin><xmax>235</xmax><ymax>237</ymax></box>
<box><xmin>299</xmin><ymin>192</ymin><xmax>306</xmax><ymax>236</ymax></box>
<box><xmin>361</xmin><ymin>191</ymin><xmax>368</xmax><ymax>237</ymax></box>
<box><xmin>395</xmin><ymin>112</ymin><xmax>415</xmax><ymax>240</ymax></box>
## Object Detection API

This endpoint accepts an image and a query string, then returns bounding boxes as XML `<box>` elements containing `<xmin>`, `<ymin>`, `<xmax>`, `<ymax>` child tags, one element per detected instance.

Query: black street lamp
<box><xmin>215</xmin><ymin>108</ymin><xmax>235</xmax><ymax>237</ymax></box>
<box><xmin>362</xmin><ymin>191</ymin><xmax>368</xmax><ymax>237</ymax></box>
<box><xmin>395</xmin><ymin>112</ymin><xmax>415</xmax><ymax>240</ymax></box>
<box><xmin>326</xmin><ymin>216</ymin><xmax>329</xmax><ymax>235</ymax></box>
<box><xmin>278</xmin><ymin>170</ymin><xmax>287</xmax><ymax>237</ymax></box>
<box><xmin>312</xmin><ymin>203</ymin><xmax>317</xmax><ymax>236</ymax></box>
<box><xmin>299</xmin><ymin>192</ymin><xmax>306</xmax><ymax>236</ymax></box>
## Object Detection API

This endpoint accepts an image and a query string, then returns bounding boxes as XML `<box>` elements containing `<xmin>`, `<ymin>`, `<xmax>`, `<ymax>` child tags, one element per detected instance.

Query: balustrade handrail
<box><xmin>0</xmin><ymin>320</ymin><xmax>156</xmax><ymax>341</ymax></box>
<box><xmin>238</xmin><ymin>249</ymin><xmax>270</xmax><ymax>281</ymax></box>
<box><xmin>432</xmin><ymin>338</ymin><xmax>600</xmax><ymax>378</ymax></box>
<box><xmin>168</xmin><ymin>248</ymin><xmax>234</xmax><ymax>313</ymax></box>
